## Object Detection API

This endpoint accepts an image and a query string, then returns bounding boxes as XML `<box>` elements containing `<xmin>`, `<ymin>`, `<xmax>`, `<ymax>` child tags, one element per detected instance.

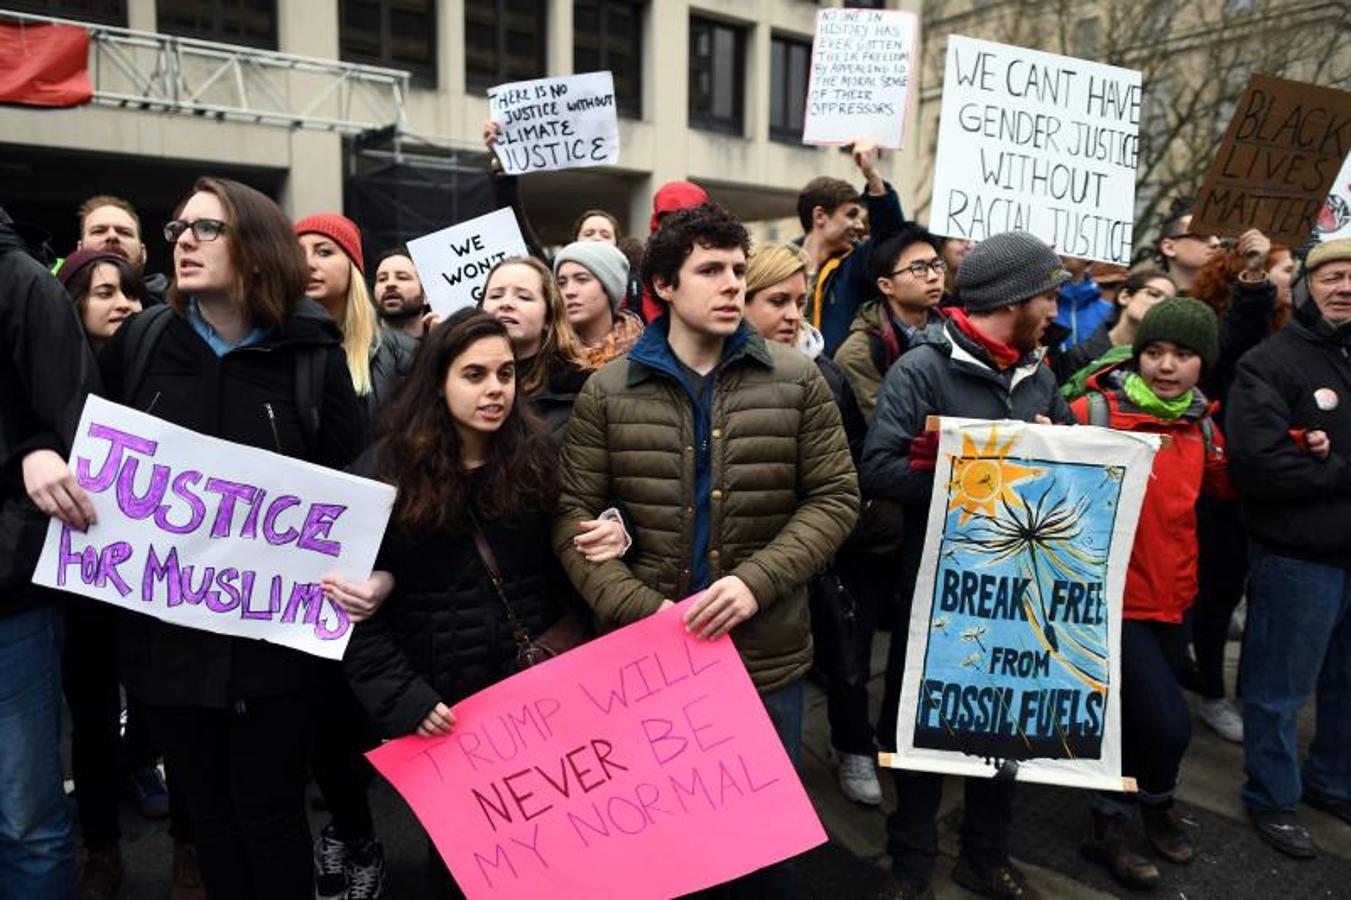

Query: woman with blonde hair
<box><xmin>295</xmin><ymin>214</ymin><xmax>417</xmax><ymax>435</ymax></box>
<box><xmin>478</xmin><ymin>255</ymin><xmax>591</xmax><ymax>437</ymax></box>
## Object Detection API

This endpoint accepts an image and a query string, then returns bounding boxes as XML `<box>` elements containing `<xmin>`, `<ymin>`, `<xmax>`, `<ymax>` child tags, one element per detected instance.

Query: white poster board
<box><xmin>928</xmin><ymin>36</ymin><xmax>1142</xmax><ymax>264</ymax></box>
<box><xmin>488</xmin><ymin>71</ymin><xmax>620</xmax><ymax>175</ymax></box>
<box><xmin>882</xmin><ymin>418</ymin><xmax>1157</xmax><ymax>790</ymax></box>
<box><xmin>407</xmin><ymin>208</ymin><xmax>530</xmax><ymax>316</ymax></box>
<box><xmin>1315</xmin><ymin>151</ymin><xmax>1351</xmax><ymax>243</ymax></box>
<box><xmin>32</xmin><ymin>396</ymin><xmax>395</xmax><ymax>660</ymax></box>
<box><xmin>804</xmin><ymin>7</ymin><xmax>919</xmax><ymax>149</ymax></box>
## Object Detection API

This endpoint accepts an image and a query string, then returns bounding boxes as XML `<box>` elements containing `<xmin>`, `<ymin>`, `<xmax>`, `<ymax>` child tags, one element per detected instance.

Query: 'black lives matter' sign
<box><xmin>1192</xmin><ymin>74</ymin><xmax>1351</xmax><ymax>248</ymax></box>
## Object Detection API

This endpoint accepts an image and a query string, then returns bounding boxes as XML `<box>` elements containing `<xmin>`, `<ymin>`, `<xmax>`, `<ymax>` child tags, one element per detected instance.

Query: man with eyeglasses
<box><xmin>835</xmin><ymin>224</ymin><xmax>949</xmax><ymax>423</ymax></box>
<box><xmin>1157</xmin><ymin>207</ymin><xmax>1221</xmax><ymax>293</ymax></box>
<box><xmin>862</xmin><ymin>231</ymin><xmax>1077</xmax><ymax>900</ymax></box>
<box><xmin>1226</xmin><ymin>237</ymin><xmax>1351</xmax><ymax>860</ymax></box>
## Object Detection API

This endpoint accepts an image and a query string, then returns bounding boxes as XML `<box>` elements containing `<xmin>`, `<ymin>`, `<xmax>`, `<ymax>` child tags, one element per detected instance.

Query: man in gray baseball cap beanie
<box><xmin>956</xmin><ymin>230</ymin><xmax>1072</xmax><ymax>312</ymax></box>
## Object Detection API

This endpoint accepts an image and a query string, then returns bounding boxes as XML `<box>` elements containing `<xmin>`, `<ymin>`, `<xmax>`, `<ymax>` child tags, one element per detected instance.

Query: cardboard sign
<box><xmin>407</xmin><ymin>208</ymin><xmax>530</xmax><ymax>316</ymax></box>
<box><xmin>32</xmin><ymin>396</ymin><xmax>394</xmax><ymax>660</ymax></box>
<box><xmin>1314</xmin><ymin>150</ymin><xmax>1351</xmax><ymax>244</ymax></box>
<box><xmin>367</xmin><ymin>599</ymin><xmax>826</xmax><ymax>900</ymax></box>
<box><xmin>488</xmin><ymin>71</ymin><xmax>620</xmax><ymax>175</ymax></box>
<box><xmin>929</xmin><ymin>36</ymin><xmax>1142</xmax><ymax>264</ymax></box>
<box><xmin>1192</xmin><ymin>75</ymin><xmax>1351</xmax><ymax>247</ymax></box>
<box><xmin>882</xmin><ymin>418</ymin><xmax>1157</xmax><ymax>790</ymax></box>
<box><xmin>803</xmin><ymin>7</ymin><xmax>919</xmax><ymax>149</ymax></box>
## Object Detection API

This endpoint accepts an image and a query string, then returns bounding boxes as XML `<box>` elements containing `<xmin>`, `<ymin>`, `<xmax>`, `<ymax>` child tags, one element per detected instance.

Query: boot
<box><xmin>1081</xmin><ymin>809</ymin><xmax>1160</xmax><ymax>889</ymax></box>
<box><xmin>1142</xmin><ymin>802</ymin><xmax>1196</xmax><ymax>864</ymax></box>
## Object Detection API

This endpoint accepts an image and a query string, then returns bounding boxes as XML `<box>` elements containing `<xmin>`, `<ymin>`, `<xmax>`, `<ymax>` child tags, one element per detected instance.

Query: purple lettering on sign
<box><xmin>203</xmin><ymin>478</ymin><xmax>259</xmax><ymax>538</ymax></box>
<box><xmin>241</xmin><ymin>574</ymin><xmax>282</xmax><ymax>620</ymax></box>
<box><xmin>315</xmin><ymin>593</ymin><xmax>351</xmax><ymax>641</ymax></box>
<box><xmin>142</xmin><ymin>545</ymin><xmax>181</xmax><ymax>606</ymax></box>
<box><xmin>154</xmin><ymin>470</ymin><xmax>206</xmax><ymax>535</ymax></box>
<box><xmin>179</xmin><ymin>565</ymin><xmax>216</xmax><ymax>606</ymax></box>
<box><xmin>76</xmin><ymin>423</ymin><xmax>157</xmax><ymax>493</ymax></box>
<box><xmin>210</xmin><ymin>568</ymin><xmax>244</xmax><ymax>613</ymax></box>
<box><xmin>262</xmin><ymin>496</ymin><xmax>301</xmax><ymax>546</ymax></box>
<box><xmin>239</xmin><ymin>487</ymin><xmax>267</xmax><ymax>539</ymax></box>
<box><xmin>56</xmin><ymin>523</ymin><xmax>82</xmax><ymax>588</ymax></box>
<box><xmin>297</xmin><ymin>504</ymin><xmax>346</xmax><ymax>558</ymax></box>
<box><xmin>116</xmin><ymin>456</ymin><xmax>171</xmax><ymax>520</ymax></box>
<box><xmin>280</xmin><ymin>581</ymin><xmax>323</xmax><ymax>626</ymax></box>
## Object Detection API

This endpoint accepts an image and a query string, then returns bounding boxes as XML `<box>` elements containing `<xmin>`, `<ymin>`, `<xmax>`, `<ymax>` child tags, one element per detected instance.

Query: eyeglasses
<box><xmin>164</xmin><ymin>219</ymin><xmax>228</xmax><ymax>244</ymax></box>
<box><xmin>891</xmin><ymin>259</ymin><xmax>948</xmax><ymax>279</ymax></box>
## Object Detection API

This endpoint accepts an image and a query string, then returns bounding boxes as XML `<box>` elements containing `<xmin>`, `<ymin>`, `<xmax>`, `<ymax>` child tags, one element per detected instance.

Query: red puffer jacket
<box><xmin>1070</xmin><ymin>367</ymin><xmax>1235</xmax><ymax>624</ymax></box>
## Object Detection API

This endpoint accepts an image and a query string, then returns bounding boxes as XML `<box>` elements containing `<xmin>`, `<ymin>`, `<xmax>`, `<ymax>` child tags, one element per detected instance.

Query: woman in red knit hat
<box><xmin>295</xmin><ymin>213</ymin><xmax>417</xmax><ymax>436</ymax></box>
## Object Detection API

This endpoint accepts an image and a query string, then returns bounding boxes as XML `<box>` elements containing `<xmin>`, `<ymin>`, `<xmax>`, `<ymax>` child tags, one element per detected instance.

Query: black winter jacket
<box><xmin>365</xmin><ymin>328</ymin><xmax>418</xmax><ymax>434</ymax></box>
<box><xmin>0</xmin><ymin>215</ymin><xmax>100</xmax><ymax>608</ymax></box>
<box><xmin>861</xmin><ymin>320</ymin><xmax>1076</xmax><ymax>507</ymax></box>
<box><xmin>99</xmin><ymin>299</ymin><xmax>366</xmax><ymax>707</ymax></box>
<box><xmin>344</xmin><ymin>476</ymin><xmax>575</xmax><ymax>737</ymax></box>
<box><xmin>1227</xmin><ymin>300</ymin><xmax>1351</xmax><ymax>566</ymax></box>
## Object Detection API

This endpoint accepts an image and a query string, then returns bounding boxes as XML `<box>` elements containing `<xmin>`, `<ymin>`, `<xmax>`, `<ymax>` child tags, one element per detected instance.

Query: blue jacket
<box><xmin>1056</xmin><ymin>277</ymin><xmax>1114</xmax><ymax>349</ymax></box>
<box><xmin>809</xmin><ymin>183</ymin><xmax>906</xmax><ymax>355</ymax></box>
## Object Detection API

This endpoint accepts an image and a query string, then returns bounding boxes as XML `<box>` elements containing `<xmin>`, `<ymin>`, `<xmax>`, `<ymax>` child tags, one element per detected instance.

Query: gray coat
<box><xmin>860</xmin><ymin>321</ymin><xmax>1076</xmax><ymax>505</ymax></box>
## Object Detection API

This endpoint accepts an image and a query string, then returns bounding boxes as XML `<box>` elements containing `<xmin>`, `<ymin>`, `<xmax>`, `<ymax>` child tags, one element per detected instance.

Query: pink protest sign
<box><xmin>366</xmin><ymin>600</ymin><xmax>826</xmax><ymax>899</ymax></box>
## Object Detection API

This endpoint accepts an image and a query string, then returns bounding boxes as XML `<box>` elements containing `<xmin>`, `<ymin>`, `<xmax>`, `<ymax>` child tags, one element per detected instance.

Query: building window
<box><xmin>769</xmin><ymin>34</ymin><xmax>810</xmax><ymax>143</ymax></box>
<box><xmin>689</xmin><ymin>16</ymin><xmax>745</xmax><ymax>135</ymax></box>
<box><xmin>156</xmin><ymin>0</ymin><xmax>277</xmax><ymax>50</ymax></box>
<box><xmin>465</xmin><ymin>0</ymin><xmax>547</xmax><ymax>93</ymax></box>
<box><xmin>4</xmin><ymin>0</ymin><xmax>126</xmax><ymax>24</ymax></box>
<box><xmin>340</xmin><ymin>0</ymin><xmax>436</xmax><ymax>86</ymax></box>
<box><xmin>573</xmin><ymin>0</ymin><xmax>643</xmax><ymax>119</ymax></box>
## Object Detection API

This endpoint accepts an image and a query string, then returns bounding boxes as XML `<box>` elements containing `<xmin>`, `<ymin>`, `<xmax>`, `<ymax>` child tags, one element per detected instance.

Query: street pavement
<box><xmin>102</xmin><ymin>634</ymin><xmax>1351</xmax><ymax>898</ymax></box>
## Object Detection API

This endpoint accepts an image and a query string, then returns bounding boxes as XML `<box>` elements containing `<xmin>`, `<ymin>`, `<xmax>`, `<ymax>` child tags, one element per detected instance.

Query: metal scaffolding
<box><xmin>2</xmin><ymin>9</ymin><xmax>410</xmax><ymax>134</ymax></box>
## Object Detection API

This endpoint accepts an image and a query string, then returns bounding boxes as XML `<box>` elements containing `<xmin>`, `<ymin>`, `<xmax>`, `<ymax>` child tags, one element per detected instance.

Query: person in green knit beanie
<box><xmin>1068</xmin><ymin>295</ymin><xmax>1237</xmax><ymax>891</ymax></box>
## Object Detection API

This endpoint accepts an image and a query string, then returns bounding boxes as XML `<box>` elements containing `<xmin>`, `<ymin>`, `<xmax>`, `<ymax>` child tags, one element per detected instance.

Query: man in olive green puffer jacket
<box><xmin>553</xmin><ymin>204</ymin><xmax>860</xmax><ymax>757</ymax></box>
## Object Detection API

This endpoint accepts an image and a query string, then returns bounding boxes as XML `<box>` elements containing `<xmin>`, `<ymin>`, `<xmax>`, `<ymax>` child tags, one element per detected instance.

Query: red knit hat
<box><xmin>294</xmin><ymin>213</ymin><xmax>364</xmax><ymax>274</ymax></box>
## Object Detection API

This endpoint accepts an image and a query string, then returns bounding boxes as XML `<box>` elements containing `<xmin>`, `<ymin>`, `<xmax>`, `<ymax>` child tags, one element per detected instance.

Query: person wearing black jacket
<box><xmin>341</xmin><ymin>310</ymin><xmax>582</xmax><ymax>895</ymax></box>
<box><xmin>97</xmin><ymin>178</ymin><xmax>367</xmax><ymax>900</ymax></box>
<box><xmin>1226</xmin><ymin>238</ymin><xmax>1351</xmax><ymax>861</ymax></box>
<box><xmin>0</xmin><ymin>206</ymin><xmax>97</xmax><ymax>900</ymax></box>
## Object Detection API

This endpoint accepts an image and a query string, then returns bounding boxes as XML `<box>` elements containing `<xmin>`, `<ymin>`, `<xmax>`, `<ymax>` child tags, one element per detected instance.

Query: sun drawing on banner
<box><xmin>946</xmin><ymin>430</ymin><xmax>1043</xmax><ymax>525</ymax></box>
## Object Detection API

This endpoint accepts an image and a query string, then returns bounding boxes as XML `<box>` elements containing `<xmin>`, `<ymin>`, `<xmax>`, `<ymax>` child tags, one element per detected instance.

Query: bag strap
<box><xmin>466</xmin><ymin>508</ymin><xmax>533</xmax><ymax>643</ymax></box>
<box><xmin>121</xmin><ymin>305</ymin><xmax>175</xmax><ymax>402</ymax></box>
<box><xmin>293</xmin><ymin>347</ymin><xmax>326</xmax><ymax>451</ymax></box>
<box><xmin>1086</xmin><ymin>391</ymin><xmax>1111</xmax><ymax>428</ymax></box>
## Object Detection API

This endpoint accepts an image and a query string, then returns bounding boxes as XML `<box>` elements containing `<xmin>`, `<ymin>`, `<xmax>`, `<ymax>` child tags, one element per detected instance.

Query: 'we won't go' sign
<box><xmin>32</xmin><ymin>396</ymin><xmax>395</xmax><ymax>659</ymax></box>
<box><xmin>367</xmin><ymin>601</ymin><xmax>826</xmax><ymax>900</ymax></box>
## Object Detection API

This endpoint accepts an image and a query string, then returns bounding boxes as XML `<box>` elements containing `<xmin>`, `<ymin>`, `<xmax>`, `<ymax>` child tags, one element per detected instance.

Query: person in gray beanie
<box><xmin>860</xmin><ymin>228</ymin><xmax>1074</xmax><ymax>900</ymax></box>
<box><xmin>554</xmin><ymin>240</ymin><xmax>646</xmax><ymax>367</ymax></box>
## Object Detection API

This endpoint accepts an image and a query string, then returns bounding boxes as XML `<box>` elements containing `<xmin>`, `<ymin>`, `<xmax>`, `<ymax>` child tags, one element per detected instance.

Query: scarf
<box><xmin>947</xmin><ymin>308</ymin><xmax>1022</xmax><ymax>370</ymax></box>
<box><xmin>1123</xmin><ymin>372</ymin><xmax>1193</xmax><ymax>420</ymax></box>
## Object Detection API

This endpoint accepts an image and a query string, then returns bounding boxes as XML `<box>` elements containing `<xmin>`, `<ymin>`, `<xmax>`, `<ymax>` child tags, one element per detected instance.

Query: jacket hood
<box><xmin>649</xmin><ymin>181</ymin><xmax>709</xmax><ymax>232</ymax></box>
<box><xmin>796</xmin><ymin>322</ymin><xmax>825</xmax><ymax>360</ymax></box>
<box><xmin>849</xmin><ymin>300</ymin><xmax>887</xmax><ymax>335</ymax></box>
<box><xmin>1059</xmin><ymin>277</ymin><xmax>1103</xmax><ymax>310</ymax></box>
<box><xmin>626</xmin><ymin>314</ymin><xmax>771</xmax><ymax>386</ymax></box>
<box><xmin>1291</xmin><ymin>293</ymin><xmax>1351</xmax><ymax>344</ymax></box>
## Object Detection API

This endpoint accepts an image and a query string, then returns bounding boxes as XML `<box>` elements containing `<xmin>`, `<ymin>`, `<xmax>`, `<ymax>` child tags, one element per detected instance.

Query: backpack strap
<box><xmin>293</xmin><ymin>347</ymin><xmax>327</xmax><ymax>451</ymax></box>
<box><xmin>1086</xmin><ymin>391</ymin><xmax>1111</xmax><ymax>428</ymax></box>
<box><xmin>1198</xmin><ymin>416</ymin><xmax>1216</xmax><ymax>457</ymax></box>
<box><xmin>119</xmin><ymin>305</ymin><xmax>176</xmax><ymax>402</ymax></box>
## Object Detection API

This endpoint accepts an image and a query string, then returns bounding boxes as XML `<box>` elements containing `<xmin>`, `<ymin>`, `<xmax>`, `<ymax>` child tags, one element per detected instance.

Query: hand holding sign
<box><xmin>23</xmin><ymin>448</ymin><xmax>96</xmax><ymax>531</ymax></box>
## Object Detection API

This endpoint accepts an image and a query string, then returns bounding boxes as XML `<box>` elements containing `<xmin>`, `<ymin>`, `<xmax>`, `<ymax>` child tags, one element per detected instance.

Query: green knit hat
<box><xmin>1132</xmin><ymin>297</ymin><xmax>1219</xmax><ymax>370</ymax></box>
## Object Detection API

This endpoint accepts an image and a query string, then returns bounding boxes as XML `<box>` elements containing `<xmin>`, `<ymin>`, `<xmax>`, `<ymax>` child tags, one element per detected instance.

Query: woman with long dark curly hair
<box><xmin>340</xmin><ymin>309</ymin><xmax>601</xmax><ymax>894</ymax></box>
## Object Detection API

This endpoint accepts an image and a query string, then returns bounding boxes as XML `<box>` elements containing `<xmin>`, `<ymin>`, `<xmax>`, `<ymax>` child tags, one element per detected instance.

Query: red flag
<box><xmin>0</xmin><ymin>22</ymin><xmax>92</xmax><ymax>108</ymax></box>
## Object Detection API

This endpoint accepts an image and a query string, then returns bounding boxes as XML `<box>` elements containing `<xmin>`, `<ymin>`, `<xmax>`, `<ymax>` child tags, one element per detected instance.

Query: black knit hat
<box><xmin>954</xmin><ymin>231</ymin><xmax>1072</xmax><ymax>311</ymax></box>
<box><xmin>1132</xmin><ymin>297</ymin><xmax>1219</xmax><ymax>370</ymax></box>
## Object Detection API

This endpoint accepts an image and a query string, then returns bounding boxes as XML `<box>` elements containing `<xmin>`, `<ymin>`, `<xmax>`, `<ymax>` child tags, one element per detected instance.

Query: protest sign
<box><xmin>367</xmin><ymin>599</ymin><xmax>825</xmax><ymax>900</ymax></box>
<box><xmin>488</xmin><ymin>71</ymin><xmax>619</xmax><ymax>175</ymax></box>
<box><xmin>407</xmin><ymin>208</ymin><xmax>530</xmax><ymax>316</ymax></box>
<box><xmin>803</xmin><ymin>7</ymin><xmax>919</xmax><ymax>149</ymax></box>
<box><xmin>32</xmin><ymin>396</ymin><xmax>394</xmax><ymax>660</ymax></box>
<box><xmin>881</xmin><ymin>418</ymin><xmax>1157</xmax><ymax>790</ymax></box>
<box><xmin>1314</xmin><ymin>150</ymin><xmax>1351</xmax><ymax>244</ymax></box>
<box><xmin>1192</xmin><ymin>75</ymin><xmax>1351</xmax><ymax>248</ymax></box>
<box><xmin>928</xmin><ymin>36</ymin><xmax>1142</xmax><ymax>264</ymax></box>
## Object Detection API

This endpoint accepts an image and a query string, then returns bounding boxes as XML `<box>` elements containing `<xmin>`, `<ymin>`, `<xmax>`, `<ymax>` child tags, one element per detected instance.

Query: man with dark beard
<box><xmin>74</xmin><ymin>195</ymin><xmax>168</xmax><ymax>305</ymax></box>
<box><xmin>373</xmin><ymin>248</ymin><xmax>428</xmax><ymax>339</ymax></box>
<box><xmin>860</xmin><ymin>230</ymin><xmax>1076</xmax><ymax>900</ymax></box>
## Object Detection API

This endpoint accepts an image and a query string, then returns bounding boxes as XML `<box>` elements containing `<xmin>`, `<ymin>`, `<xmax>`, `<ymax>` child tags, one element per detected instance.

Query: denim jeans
<box><xmin>0</xmin><ymin>604</ymin><xmax>74</xmax><ymax>900</ymax></box>
<box><xmin>1241</xmin><ymin>546</ymin><xmax>1351</xmax><ymax>811</ymax></box>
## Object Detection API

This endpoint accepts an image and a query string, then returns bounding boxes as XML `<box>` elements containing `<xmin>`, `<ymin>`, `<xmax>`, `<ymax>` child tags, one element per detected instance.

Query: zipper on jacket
<box><xmin>262</xmin><ymin>402</ymin><xmax>283</xmax><ymax>452</ymax></box>
<box><xmin>144</xmin><ymin>391</ymin><xmax>162</xmax><ymax>415</ymax></box>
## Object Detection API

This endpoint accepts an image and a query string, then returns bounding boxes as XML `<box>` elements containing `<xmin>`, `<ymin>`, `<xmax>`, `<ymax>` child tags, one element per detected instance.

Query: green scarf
<box><xmin>1124</xmin><ymin>372</ymin><xmax>1192</xmax><ymax>420</ymax></box>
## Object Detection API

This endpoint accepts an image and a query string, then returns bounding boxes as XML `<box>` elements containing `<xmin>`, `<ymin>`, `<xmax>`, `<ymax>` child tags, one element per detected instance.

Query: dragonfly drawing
<box><xmin>960</xmin><ymin>626</ymin><xmax>988</xmax><ymax>651</ymax></box>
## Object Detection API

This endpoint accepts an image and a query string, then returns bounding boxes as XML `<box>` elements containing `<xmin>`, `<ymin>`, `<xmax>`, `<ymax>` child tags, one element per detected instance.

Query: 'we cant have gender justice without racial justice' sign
<box><xmin>930</xmin><ymin>36</ymin><xmax>1142</xmax><ymax>265</ymax></box>
<box><xmin>32</xmin><ymin>396</ymin><xmax>395</xmax><ymax>660</ymax></box>
<box><xmin>368</xmin><ymin>600</ymin><xmax>826</xmax><ymax>900</ymax></box>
